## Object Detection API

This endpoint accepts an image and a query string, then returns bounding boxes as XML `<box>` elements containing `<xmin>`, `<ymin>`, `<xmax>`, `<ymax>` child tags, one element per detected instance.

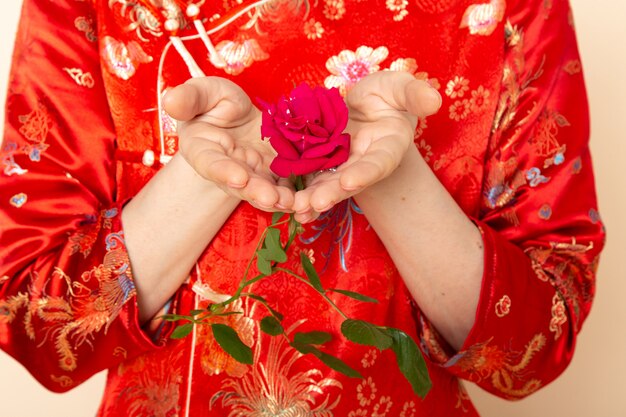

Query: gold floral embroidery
<box><xmin>386</xmin><ymin>0</ymin><xmax>409</xmax><ymax>21</ymax></box>
<box><xmin>210</xmin><ymin>38</ymin><xmax>269</xmax><ymax>76</ymax></box>
<box><xmin>109</xmin><ymin>0</ymin><xmax>185</xmax><ymax>42</ymax></box>
<box><xmin>469</xmin><ymin>85</ymin><xmax>490</xmax><ymax>112</ymax></box>
<box><xmin>356</xmin><ymin>376</ymin><xmax>377</xmax><ymax>407</ymax></box>
<box><xmin>549</xmin><ymin>293</ymin><xmax>567</xmax><ymax>340</ymax></box>
<box><xmin>372</xmin><ymin>396</ymin><xmax>393</xmax><ymax>417</ymax></box>
<box><xmin>9</xmin><ymin>193</ymin><xmax>27</xmax><ymax>208</ymax></box>
<box><xmin>101</xmin><ymin>36</ymin><xmax>153</xmax><ymax>80</ymax></box>
<box><xmin>62</xmin><ymin>68</ymin><xmax>95</xmax><ymax>88</ymax></box>
<box><xmin>304</xmin><ymin>18</ymin><xmax>325</xmax><ymax>39</ymax></box>
<box><xmin>445</xmin><ymin>76</ymin><xmax>470</xmax><ymax>98</ymax></box>
<box><xmin>450</xmin><ymin>334</ymin><xmax>546</xmax><ymax>399</ymax></box>
<box><xmin>74</xmin><ymin>16</ymin><xmax>97</xmax><ymax>42</ymax></box>
<box><xmin>361</xmin><ymin>348</ymin><xmax>379</xmax><ymax>368</ymax></box>
<box><xmin>460</xmin><ymin>0</ymin><xmax>506</xmax><ymax>36</ymax></box>
<box><xmin>495</xmin><ymin>295</ymin><xmax>511</xmax><ymax>318</ymax></box>
<box><xmin>19</xmin><ymin>102</ymin><xmax>52</xmax><ymax>145</ymax></box>
<box><xmin>119</xmin><ymin>350</ymin><xmax>183</xmax><ymax>417</ymax></box>
<box><xmin>211</xmin><ymin>321</ymin><xmax>342</xmax><ymax>416</ymax></box>
<box><xmin>454</xmin><ymin>381</ymin><xmax>471</xmax><ymax>412</ymax></box>
<box><xmin>399</xmin><ymin>400</ymin><xmax>416</xmax><ymax>417</ymax></box>
<box><xmin>529</xmin><ymin>109</ymin><xmax>570</xmax><ymax>168</ymax></box>
<box><xmin>449</xmin><ymin>99</ymin><xmax>471</xmax><ymax>121</ymax></box>
<box><xmin>325</xmin><ymin>46</ymin><xmax>389</xmax><ymax>96</ymax></box>
<box><xmin>563</xmin><ymin>59</ymin><xmax>582</xmax><ymax>75</ymax></box>
<box><xmin>415</xmin><ymin>137</ymin><xmax>432</xmax><ymax>161</ymax></box>
<box><xmin>323</xmin><ymin>0</ymin><xmax>346</xmax><ymax>20</ymax></box>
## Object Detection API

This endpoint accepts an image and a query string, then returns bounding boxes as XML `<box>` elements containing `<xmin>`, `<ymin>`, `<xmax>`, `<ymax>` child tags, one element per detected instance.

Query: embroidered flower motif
<box><xmin>470</xmin><ymin>85</ymin><xmax>490</xmax><ymax>112</ymax></box>
<box><xmin>356</xmin><ymin>376</ymin><xmax>377</xmax><ymax>407</ymax></box>
<box><xmin>449</xmin><ymin>99</ymin><xmax>471</xmax><ymax>121</ymax></box>
<box><xmin>539</xmin><ymin>204</ymin><xmax>552</xmax><ymax>220</ymax></box>
<box><xmin>361</xmin><ymin>349</ymin><xmax>378</xmax><ymax>368</ymax></box>
<box><xmin>445</xmin><ymin>76</ymin><xmax>470</xmax><ymax>98</ymax></box>
<box><xmin>325</xmin><ymin>46</ymin><xmax>389</xmax><ymax>96</ymax></box>
<box><xmin>372</xmin><ymin>396</ymin><xmax>393</xmax><ymax>417</ymax></box>
<box><xmin>400</xmin><ymin>400</ymin><xmax>417</xmax><ymax>417</ymax></box>
<box><xmin>348</xmin><ymin>410</ymin><xmax>369</xmax><ymax>417</ymax></box>
<box><xmin>101</xmin><ymin>36</ymin><xmax>153</xmax><ymax>80</ymax></box>
<box><xmin>495</xmin><ymin>295</ymin><xmax>511</xmax><ymax>317</ymax></box>
<box><xmin>415</xmin><ymin>137</ymin><xmax>432</xmax><ymax>161</ymax></box>
<box><xmin>304</xmin><ymin>18</ymin><xmax>325</xmax><ymax>39</ymax></box>
<box><xmin>386</xmin><ymin>0</ymin><xmax>408</xmax><ymax>20</ymax></box>
<box><xmin>460</xmin><ymin>0</ymin><xmax>506</xmax><ymax>36</ymax></box>
<box><xmin>210</xmin><ymin>37</ymin><xmax>269</xmax><ymax>76</ymax></box>
<box><xmin>323</xmin><ymin>0</ymin><xmax>346</xmax><ymax>20</ymax></box>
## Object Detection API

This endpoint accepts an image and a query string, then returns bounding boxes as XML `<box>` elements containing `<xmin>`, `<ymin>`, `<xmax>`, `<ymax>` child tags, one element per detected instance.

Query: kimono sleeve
<box><xmin>0</xmin><ymin>0</ymin><xmax>163</xmax><ymax>392</ymax></box>
<box><xmin>417</xmin><ymin>0</ymin><xmax>605</xmax><ymax>399</ymax></box>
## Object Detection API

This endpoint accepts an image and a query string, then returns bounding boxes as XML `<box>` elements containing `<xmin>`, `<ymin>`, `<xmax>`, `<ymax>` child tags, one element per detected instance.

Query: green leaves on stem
<box><xmin>165</xmin><ymin>204</ymin><xmax>432</xmax><ymax>398</ymax></box>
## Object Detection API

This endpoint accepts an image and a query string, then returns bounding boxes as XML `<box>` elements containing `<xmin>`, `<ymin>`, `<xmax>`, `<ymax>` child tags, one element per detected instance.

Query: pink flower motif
<box><xmin>210</xmin><ymin>38</ymin><xmax>269</xmax><ymax>76</ymax></box>
<box><xmin>325</xmin><ymin>46</ymin><xmax>389</xmax><ymax>95</ymax></box>
<box><xmin>100</xmin><ymin>36</ymin><xmax>153</xmax><ymax>80</ymax></box>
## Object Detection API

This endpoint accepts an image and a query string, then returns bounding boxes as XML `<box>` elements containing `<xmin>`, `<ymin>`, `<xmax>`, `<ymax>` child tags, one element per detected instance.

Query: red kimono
<box><xmin>0</xmin><ymin>0</ymin><xmax>605</xmax><ymax>415</ymax></box>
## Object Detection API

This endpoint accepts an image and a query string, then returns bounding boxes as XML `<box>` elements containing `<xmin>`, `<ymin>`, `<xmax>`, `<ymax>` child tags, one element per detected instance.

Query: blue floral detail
<box><xmin>589</xmin><ymin>208</ymin><xmax>601</xmax><ymax>224</ymax></box>
<box><xmin>104</xmin><ymin>208</ymin><xmax>119</xmax><ymax>218</ymax></box>
<box><xmin>539</xmin><ymin>204</ymin><xmax>552</xmax><ymax>220</ymax></box>
<box><xmin>105</xmin><ymin>232</ymin><xmax>125</xmax><ymax>251</ymax></box>
<box><xmin>29</xmin><ymin>147</ymin><xmax>41</xmax><ymax>162</ymax></box>
<box><xmin>553</xmin><ymin>152</ymin><xmax>565</xmax><ymax>166</ymax></box>
<box><xmin>485</xmin><ymin>184</ymin><xmax>514</xmax><ymax>209</ymax></box>
<box><xmin>2</xmin><ymin>142</ymin><xmax>28</xmax><ymax>176</ymax></box>
<box><xmin>300</xmin><ymin>198</ymin><xmax>362</xmax><ymax>272</ymax></box>
<box><xmin>526</xmin><ymin>167</ymin><xmax>550</xmax><ymax>187</ymax></box>
<box><xmin>9</xmin><ymin>193</ymin><xmax>27</xmax><ymax>208</ymax></box>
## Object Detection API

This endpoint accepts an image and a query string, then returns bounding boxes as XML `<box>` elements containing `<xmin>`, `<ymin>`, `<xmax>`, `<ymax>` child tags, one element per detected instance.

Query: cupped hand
<box><xmin>163</xmin><ymin>77</ymin><xmax>294</xmax><ymax>212</ymax></box>
<box><xmin>292</xmin><ymin>71</ymin><xmax>442</xmax><ymax>222</ymax></box>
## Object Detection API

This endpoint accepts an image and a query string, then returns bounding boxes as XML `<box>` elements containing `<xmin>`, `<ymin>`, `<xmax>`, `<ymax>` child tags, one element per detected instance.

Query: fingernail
<box><xmin>427</xmin><ymin>88</ymin><xmax>443</xmax><ymax>112</ymax></box>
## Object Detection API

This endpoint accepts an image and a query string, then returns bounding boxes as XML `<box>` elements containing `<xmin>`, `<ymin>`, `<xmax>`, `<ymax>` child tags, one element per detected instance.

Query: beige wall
<box><xmin>1</xmin><ymin>1</ymin><xmax>625</xmax><ymax>416</ymax></box>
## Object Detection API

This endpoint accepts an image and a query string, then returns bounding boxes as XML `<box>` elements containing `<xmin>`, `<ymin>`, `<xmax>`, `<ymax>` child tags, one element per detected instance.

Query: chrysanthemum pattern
<box><xmin>303</xmin><ymin>18</ymin><xmax>324</xmax><ymax>39</ymax></box>
<box><xmin>324</xmin><ymin>46</ymin><xmax>389</xmax><ymax>95</ymax></box>
<box><xmin>323</xmin><ymin>0</ymin><xmax>346</xmax><ymax>20</ymax></box>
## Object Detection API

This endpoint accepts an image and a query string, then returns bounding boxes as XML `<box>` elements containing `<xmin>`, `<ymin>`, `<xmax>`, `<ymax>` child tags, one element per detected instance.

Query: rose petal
<box><xmin>301</xmin><ymin>133</ymin><xmax>350</xmax><ymax>158</ymax></box>
<box><xmin>320</xmin><ymin>146</ymin><xmax>351</xmax><ymax>170</ymax></box>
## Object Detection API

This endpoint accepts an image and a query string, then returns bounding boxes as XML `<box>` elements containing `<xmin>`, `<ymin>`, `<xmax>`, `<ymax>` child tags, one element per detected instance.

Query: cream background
<box><xmin>0</xmin><ymin>1</ymin><xmax>625</xmax><ymax>416</ymax></box>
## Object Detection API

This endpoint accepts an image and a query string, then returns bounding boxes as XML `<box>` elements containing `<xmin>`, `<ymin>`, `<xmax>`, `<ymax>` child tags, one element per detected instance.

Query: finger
<box><xmin>340</xmin><ymin>133</ymin><xmax>410</xmax><ymax>191</ymax></box>
<box><xmin>347</xmin><ymin>71</ymin><xmax>442</xmax><ymax>118</ymax></box>
<box><xmin>163</xmin><ymin>77</ymin><xmax>254</xmax><ymax>124</ymax></box>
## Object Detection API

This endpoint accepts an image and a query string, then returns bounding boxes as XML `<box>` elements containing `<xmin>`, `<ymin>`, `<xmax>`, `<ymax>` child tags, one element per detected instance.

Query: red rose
<box><xmin>261</xmin><ymin>83</ymin><xmax>351</xmax><ymax>177</ymax></box>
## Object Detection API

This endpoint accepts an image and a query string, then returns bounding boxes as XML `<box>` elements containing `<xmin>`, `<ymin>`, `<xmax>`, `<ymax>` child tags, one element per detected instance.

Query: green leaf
<box><xmin>290</xmin><ymin>342</ymin><xmax>361</xmax><ymax>379</ymax></box>
<box><xmin>263</xmin><ymin>228</ymin><xmax>287</xmax><ymax>263</ymax></box>
<box><xmin>328</xmin><ymin>289</ymin><xmax>379</xmax><ymax>303</ymax></box>
<box><xmin>170</xmin><ymin>323</ymin><xmax>193</xmax><ymax>339</ymax></box>
<box><xmin>256</xmin><ymin>250</ymin><xmax>272</xmax><ymax>275</ymax></box>
<box><xmin>300</xmin><ymin>251</ymin><xmax>324</xmax><ymax>292</ymax></box>
<box><xmin>189</xmin><ymin>309</ymin><xmax>206</xmax><ymax>316</ymax></box>
<box><xmin>260</xmin><ymin>316</ymin><xmax>284</xmax><ymax>336</ymax></box>
<box><xmin>161</xmin><ymin>314</ymin><xmax>190</xmax><ymax>322</ymax></box>
<box><xmin>293</xmin><ymin>331</ymin><xmax>332</xmax><ymax>345</ymax></box>
<box><xmin>272</xmin><ymin>212</ymin><xmax>285</xmax><ymax>224</ymax></box>
<box><xmin>341</xmin><ymin>319</ymin><xmax>393</xmax><ymax>350</ymax></box>
<box><xmin>388</xmin><ymin>328</ymin><xmax>432</xmax><ymax>398</ymax></box>
<box><xmin>211</xmin><ymin>323</ymin><xmax>254</xmax><ymax>365</ymax></box>
<box><xmin>317</xmin><ymin>351</ymin><xmax>362</xmax><ymax>379</ymax></box>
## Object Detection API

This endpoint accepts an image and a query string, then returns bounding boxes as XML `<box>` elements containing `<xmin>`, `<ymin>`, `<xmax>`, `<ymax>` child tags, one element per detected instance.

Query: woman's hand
<box><xmin>292</xmin><ymin>71</ymin><xmax>442</xmax><ymax>222</ymax></box>
<box><xmin>164</xmin><ymin>77</ymin><xmax>294</xmax><ymax>211</ymax></box>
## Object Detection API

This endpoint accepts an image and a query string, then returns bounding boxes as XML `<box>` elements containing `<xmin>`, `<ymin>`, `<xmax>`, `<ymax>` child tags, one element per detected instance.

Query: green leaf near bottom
<box><xmin>171</xmin><ymin>323</ymin><xmax>193</xmax><ymax>339</ymax></box>
<box><xmin>211</xmin><ymin>323</ymin><xmax>254</xmax><ymax>365</ymax></box>
<box><xmin>388</xmin><ymin>328</ymin><xmax>432</xmax><ymax>398</ymax></box>
<box><xmin>341</xmin><ymin>319</ymin><xmax>393</xmax><ymax>350</ymax></box>
<box><xmin>291</xmin><ymin>341</ymin><xmax>362</xmax><ymax>379</ymax></box>
<box><xmin>260</xmin><ymin>316</ymin><xmax>284</xmax><ymax>336</ymax></box>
